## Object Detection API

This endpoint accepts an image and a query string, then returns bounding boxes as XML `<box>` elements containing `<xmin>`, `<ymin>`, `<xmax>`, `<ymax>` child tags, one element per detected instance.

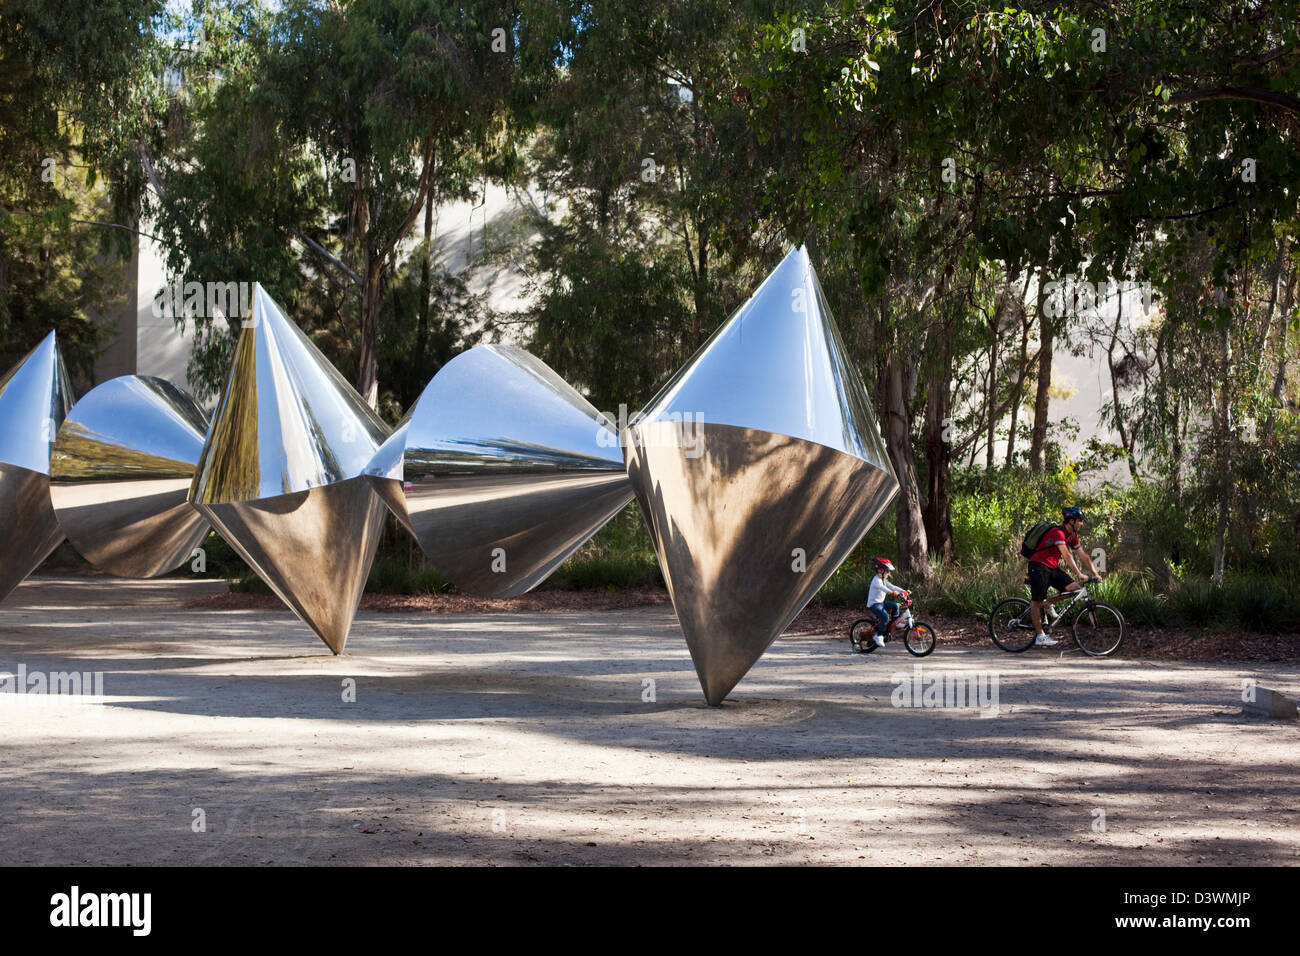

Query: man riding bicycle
<box><xmin>1027</xmin><ymin>505</ymin><xmax>1101</xmax><ymax>646</ymax></box>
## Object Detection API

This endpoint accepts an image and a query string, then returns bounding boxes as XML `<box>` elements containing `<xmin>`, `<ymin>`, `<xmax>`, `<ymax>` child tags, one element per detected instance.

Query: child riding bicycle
<box><xmin>866</xmin><ymin>557</ymin><xmax>911</xmax><ymax>649</ymax></box>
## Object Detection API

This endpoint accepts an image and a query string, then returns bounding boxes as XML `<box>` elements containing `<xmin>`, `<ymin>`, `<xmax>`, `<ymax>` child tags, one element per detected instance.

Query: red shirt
<box><xmin>1030</xmin><ymin>526</ymin><xmax>1079</xmax><ymax>569</ymax></box>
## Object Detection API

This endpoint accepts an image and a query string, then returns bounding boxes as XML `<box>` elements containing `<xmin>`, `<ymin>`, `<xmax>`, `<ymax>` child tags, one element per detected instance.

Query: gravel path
<box><xmin>1</xmin><ymin>576</ymin><xmax>1297</xmax><ymax>866</ymax></box>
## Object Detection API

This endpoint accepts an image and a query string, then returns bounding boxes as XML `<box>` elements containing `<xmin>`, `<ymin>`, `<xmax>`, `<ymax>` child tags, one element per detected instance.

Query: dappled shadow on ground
<box><xmin>1</xmin><ymin>577</ymin><xmax>1299</xmax><ymax>865</ymax></box>
<box><xmin>2</xmin><ymin>758</ymin><xmax>1296</xmax><ymax>866</ymax></box>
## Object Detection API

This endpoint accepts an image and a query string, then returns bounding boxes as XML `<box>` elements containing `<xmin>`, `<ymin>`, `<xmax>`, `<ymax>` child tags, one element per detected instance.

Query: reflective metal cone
<box><xmin>190</xmin><ymin>284</ymin><xmax>391</xmax><ymax>653</ymax></box>
<box><xmin>0</xmin><ymin>332</ymin><xmax>74</xmax><ymax>603</ymax></box>
<box><xmin>625</xmin><ymin>247</ymin><xmax>899</xmax><ymax>705</ymax></box>
<box><xmin>50</xmin><ymin>376</ymin><xmax>211</xmax><ymax>577</ymax></box>
<box><xmin>365</xmin><ymin>344</ymin><xmax>632</xmax><ymax>597</ymax></box>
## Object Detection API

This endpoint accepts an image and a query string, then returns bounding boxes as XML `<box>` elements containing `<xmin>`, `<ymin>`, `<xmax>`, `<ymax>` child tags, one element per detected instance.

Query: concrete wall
<box><xmin>134</xmin><ymin>234</ymin><xmax>198</xmax><ymax>389</ymax></box>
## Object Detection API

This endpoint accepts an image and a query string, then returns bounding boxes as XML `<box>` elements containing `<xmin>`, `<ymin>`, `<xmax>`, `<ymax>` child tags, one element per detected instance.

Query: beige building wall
<box><xmin>89</xmin><ymin>246</ymin><xmax>139</xmax><ymax>385</ymax></box>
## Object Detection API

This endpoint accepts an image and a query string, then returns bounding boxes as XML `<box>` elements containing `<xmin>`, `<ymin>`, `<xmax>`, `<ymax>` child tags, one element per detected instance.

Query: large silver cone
<box><xmin>190</xmin><ymin>284</ymin><xmax>391</xmax><ymax>653</ymax></box>
<box><xmin>0</xmin><ymin>332</ymin><xmax>74</xmax><ymax>603</ymax></box>
<box><xmin>625</xmin><ymin>247</ymin><xmax>898</xmax><ymax>705</ymax></box>
<box><xmin>366</xmin><ymin>344</ymin><xmax>632</xmax><ymax>597</ymax></box>
<box><xmin>50</xmin><ymin>375</ymin><xmax>211</xmax><ymax>577</ymax></box>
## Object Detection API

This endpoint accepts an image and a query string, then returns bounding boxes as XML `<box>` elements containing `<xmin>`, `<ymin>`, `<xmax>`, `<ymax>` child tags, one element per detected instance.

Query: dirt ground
<box><xmin>1</xmin><ymin>575</ymin><xmax>1298</xmax><ymax>866</ymax></box>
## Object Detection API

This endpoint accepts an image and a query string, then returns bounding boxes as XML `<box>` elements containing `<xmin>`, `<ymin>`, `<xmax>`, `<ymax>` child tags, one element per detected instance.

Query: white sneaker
<box><xmin>1046</xmin><ymin>605</ymin><xmax>1060</xmax><ymax>623</ymax></box>
<box><xmin>1034</xmin><ymin>633</ymin><xmax>1058</xmax><ymax>646</ymax></box>
<box><xmin>873</xmin><ymin>634</ymin><xmax>887</xmax><ymax>648</ymax></box>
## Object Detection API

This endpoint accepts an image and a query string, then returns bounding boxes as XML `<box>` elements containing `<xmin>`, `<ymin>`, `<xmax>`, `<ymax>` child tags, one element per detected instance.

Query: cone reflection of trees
<box><xmin>365</xmin><ymin>344</ymin><xmax>632</xmax><ymax>597</ymax></box>
<box><xmin>49</xmin><ymin>375</ymin><xmax>211</xmax><ymax>578</ymax></box>
<box><xmin>625</xmin><ymin>247</ymin><xmax>899</xmax><ymax>705</ymax></box>
<box><xmin>0</xmin><ymin>332</ymin><xmax>74</xmax><ymax>603</ymax></box>
<box><xmin>190</xmin><ymin>285</ymin><xmax>390</xmax><ymax>653</ymax></box>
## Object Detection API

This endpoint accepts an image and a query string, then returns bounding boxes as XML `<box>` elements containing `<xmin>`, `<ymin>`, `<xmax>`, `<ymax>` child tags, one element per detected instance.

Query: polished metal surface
<box><xmin>0</xmin><ymin>330</ymin><xmax>74</xmax><ymax>474</ymax></box>
<box><xmin>190</xmin><ymin>284</ymin><xmax>390</xmax><ymax>652</ymax></box>
<box><xmin>626</xmin><ymin>247</ymin><xmax>898</xmax><ymax>705</ymax></box>
<box><xmin>366</xmin><ymin>417</ymin><xmax>412</xmax><ymax>536</ymax></box>
<box><xmin>0</xmin><ymin>463</ymin><xmax>65</xmax><ymax>603</ymax></box>
<box><xmin>201</xmin><ymin>478</ymin><xmax>387</xmax><ymax>654</ymax></box>
<box><xmin>0</xmin><ymin>332</ymin><xmax>74</xmax><ymax>603</ymax></box>
<box><xmin>367</xmin><ymin>344</ymin><xmax>633</xmax><ymax>597</ymax></box>
<box><xmin>640</xmin><ymin>246</ymin><xmax>891</xmax><ymax>470</ymax></box>
<box><xmin>50</xmin><ymin>375</ymin><xmax>211</xmax><ymax>577</ymax></box>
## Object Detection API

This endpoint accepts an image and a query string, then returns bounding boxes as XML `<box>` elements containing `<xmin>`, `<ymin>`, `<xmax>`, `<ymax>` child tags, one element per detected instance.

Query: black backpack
<box><xmin>1020</xmin><ymin>521</ymin><xmax>1060</xmax><ymax>559</ymax></box>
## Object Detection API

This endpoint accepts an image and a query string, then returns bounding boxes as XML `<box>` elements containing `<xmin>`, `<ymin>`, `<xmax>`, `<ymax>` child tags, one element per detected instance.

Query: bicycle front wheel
<box><xmin>905</xmin><ymin>623</ymin><xmax>937</xmax><ymax>657</ymax></box>
<box><xmin>1072</xmin><ymin>602</ymin><xmax>1126</xmax><ymax>657</ymax></box>
<box><xmin>989</xmin><ymin>598</ymin><xmax>1036</xmax><ymax>652</ymax></box>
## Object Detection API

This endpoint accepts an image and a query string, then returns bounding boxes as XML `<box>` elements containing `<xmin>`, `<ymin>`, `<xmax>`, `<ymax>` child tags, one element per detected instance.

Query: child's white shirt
<box><xmin>867</xmin><ymin>574</ymin><xmax>905</xmax><ymax>606</ymax></box>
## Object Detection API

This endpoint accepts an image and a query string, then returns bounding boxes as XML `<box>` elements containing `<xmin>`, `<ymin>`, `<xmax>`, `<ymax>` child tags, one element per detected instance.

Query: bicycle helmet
<box><xmin>1062</xmin><ymin>506</ymin><xmax>1085</xmax><ymax>522</ymax></box>
<box><xmin>872</xmin><ymin>557</ymin><xmax>896</xmax><ymax>573</ymax></box>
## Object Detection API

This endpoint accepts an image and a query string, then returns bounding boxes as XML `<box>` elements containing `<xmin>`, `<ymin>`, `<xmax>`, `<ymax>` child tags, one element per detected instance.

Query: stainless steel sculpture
<box><xmin>190</xmin><ymin>284</ymin><xmax>390</xmax><ymax>653</ymax></box>
<box><xmin>50</xmin><ymin>376</ymin><xmax>211</xmax><ymax>577</ymax></box>
<box><xmin>0</xmin><ymin>332</ymin><xmax>74</xmax><ymax>603</ymax></box>
<box><xmin>625</xmin><ymin>246</ymin><xmax>899</xmax><ymax>705</ymax></box>
<box><xmin>367</xmin><ymin>344</ymin><xmax>632</xmax><ymax>597</ymax></box>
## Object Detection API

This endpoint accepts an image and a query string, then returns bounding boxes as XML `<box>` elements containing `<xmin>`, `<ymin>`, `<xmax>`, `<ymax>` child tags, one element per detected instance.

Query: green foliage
<box><xmin>147</xmin><ymin>0</ymin><xmax>532</xmax><ymax>404</ymax></box>
<box><xmin>916</xmin><ymin>560</ymin><xmax>1027</xmax><ymax>620</ymax></box>
<box><xmin>950</xmin><ymin>495</ymin><xmax>1016</xmax><ymax>561</ymax></box>
<box><xmin>539</xmin><ymin>504</ymin><xmax>663</xmax><ymax>591</ymax></box>
<box><xmin>378</xmin><ymin>252</ymin><xmax>488</xmax><ymax>418</ymax></box>
<box><xmin>191</xmin><ymin>531</ymin><xmax>250</xmax><ymax>580</ymax></box>
<box><xmin>365</xmin><ymin>554</ymin><xmax>453</xmax><ymax>596</ymax></box>
<box><xmin>518</xmin><ymin>0</ymin><xmax>784</xmax><ymax>411</ymax></box>
<box><xmin>1088</xmin><ymin>573</ymin><xmax>1168</xmax><ymax>627</ymax></box>
<box><xmin>6</xmin><ymin>0</ymin><xmax>1299</xmax><ymax>623</ymax></box>
<box><xmin>0</xmin><ymin>0</ymin><xmax>159</xmax><ymax>384</ymax></box>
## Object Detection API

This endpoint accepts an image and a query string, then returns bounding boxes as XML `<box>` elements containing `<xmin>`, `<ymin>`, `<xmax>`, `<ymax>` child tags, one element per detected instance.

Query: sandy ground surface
<box><xmin>1</xmin><ymin>575</ymin><xmax>1298</xmax><ymax>866</ymax></box>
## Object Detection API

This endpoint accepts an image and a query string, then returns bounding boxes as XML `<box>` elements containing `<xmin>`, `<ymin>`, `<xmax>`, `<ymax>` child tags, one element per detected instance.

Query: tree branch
<box><xmin>378</xmin><ymin>138</ymin><xmax>438</xmax><ymax>262</ymax></box>
<box><xmin>296</xmin><ymin>231</ymin><xmax>361</xmax><ymax>285</ymax></box>
<box><xmin>1165</xmin><ymin>86</ymin><xmax>1300</xmax><ymax>116</ymax></box>
<box><xmin>135</xmin><ymin>139</ymin><xmax>167</xmax><ymax>199</ymax></box>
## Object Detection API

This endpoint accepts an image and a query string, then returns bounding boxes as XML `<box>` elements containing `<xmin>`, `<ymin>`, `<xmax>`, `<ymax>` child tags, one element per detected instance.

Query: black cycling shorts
<box><xmin>1027</xmin><ymin>562</ymin><xmax>1073</xmax><ymax>601</ymax></box>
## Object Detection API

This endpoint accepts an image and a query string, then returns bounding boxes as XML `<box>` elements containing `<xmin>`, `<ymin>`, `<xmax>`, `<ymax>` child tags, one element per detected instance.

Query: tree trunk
<box><xmin>1170</xmin><ymin>391</ymin><xmax>1184</xmax><ymax>566</ymax></box>
<box><xmin>1005</xmin><ymin>315</ymin><xmax>1029</xmax><ymax>468</ymax></box>
<box><xmin>884</xmin><ymin>355</ymin><xmax>931</xmax><ymax>580</ymax></box>
<box><xmin>1212</xmin><ymin>323</ymin><xmax>1232</xmax><ymax>582</ymax></box>
<box><xmin>1029</xmin><ymin>279</ymin><xmax>1054</xmax><ymax>474</ymax></box>
<box><xmin>1106</xmin><ymin>293</ymin><xmax>1139</xmax><ymax>481</ymax></box>
<box><xmin>350</xmin><ymin>140</ymin><xmax>436</xmax><ymax>409</ymax></box>
<box><xmin>923</xmin><ymin>330</ymin><xmax>954</xmax><ymax>561</ymax></box>
<box><xmin>693</xmin><ymin>231</ymin><xmax>709</xmax><ymax>339</ymax></box>
<box><xmin>417</xmin><ymin>186</ymin><xmax>434</xmax><ymax>364</ymax></box>
<box><xmin>985</xmin><ymin>304</ymin><xmax>999</xmax><ymax>470</ymax></box>
<box><xmin>1262</xmin><ymin>255</ymin><xmax>1296</xmax><ymax>438</ymax></box>
<box><xmin>357</xmin><ymin>255</ymin><xmax>384</xmax><ymax>409</ymax></box>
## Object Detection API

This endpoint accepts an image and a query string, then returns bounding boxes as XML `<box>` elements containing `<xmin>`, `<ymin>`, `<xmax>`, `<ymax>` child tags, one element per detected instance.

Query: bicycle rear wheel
<box><xmin>1072</xmin><ymin>602</ymin><xmax>1126</xmax><ymax>657</ymax></box>
<box><xmin>989</xmin><ymin>598</ymin><xmax>1036</xmax><ymax>652</ymax></box>
<box><xmin>849</xmin><ymin>618</ymin><xmax>878</xmax><ymax>653</ymax></box>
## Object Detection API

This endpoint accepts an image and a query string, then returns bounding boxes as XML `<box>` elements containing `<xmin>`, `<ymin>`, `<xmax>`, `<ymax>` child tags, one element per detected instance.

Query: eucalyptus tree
<box><xmin>739</xmin><ymin>0</ymin><xmax>1300</xmax><ymax>576</ymax></box>
<box><xmin>0</xmin><ymin>0</ymin><xmax>171</xmax><ymax>383</ymax></box>
<box><xmin>146</xmin><ymin>0</ymin><xmax>541</xmax><ymax>409</ymax></box>
<box><xmin>519</xmin><ymin>0</ymin><xmax>786</xmax><ymax>409</ymax></box>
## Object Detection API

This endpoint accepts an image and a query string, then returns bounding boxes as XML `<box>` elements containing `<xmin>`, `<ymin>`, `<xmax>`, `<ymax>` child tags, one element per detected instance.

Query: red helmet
<box><xmin>873</xmin><ymin>557</ymin><xmax>896</xmax><ymax>573</ymax></box>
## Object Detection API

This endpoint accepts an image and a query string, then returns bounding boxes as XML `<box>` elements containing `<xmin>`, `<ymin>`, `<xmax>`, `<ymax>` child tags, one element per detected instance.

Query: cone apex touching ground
<box><xmin>0</xmin><ymin>332</ymin><xmax>74</xmax><ymax>603</ymax></box>
<box><xmin>190</xmin><ymin>287</ymin><xmax>388</xmax><ymax>652</ymax></box>
<box><xmin>626</xmin><ymin>249</ymin><xmax>898</xmax><ymax>705</ymax></box>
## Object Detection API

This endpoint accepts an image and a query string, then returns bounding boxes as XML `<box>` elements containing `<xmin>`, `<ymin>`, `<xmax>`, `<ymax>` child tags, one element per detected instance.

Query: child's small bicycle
<box><xmin>848</xmin><ymin>596</ymin><xmax>936</xmax><ymax>657</ymax></box>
